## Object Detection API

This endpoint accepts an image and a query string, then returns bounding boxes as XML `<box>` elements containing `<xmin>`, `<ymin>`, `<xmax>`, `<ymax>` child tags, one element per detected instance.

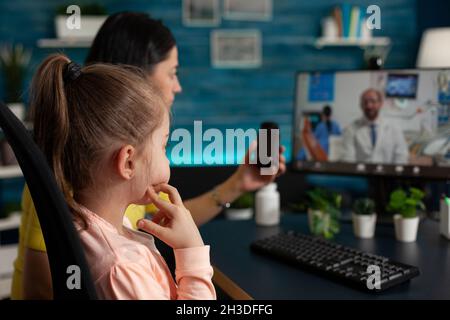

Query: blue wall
<box><xmin>0</xmin><ymin>0</ymin><xmax>419</xmax><ymax>165</ymax></box>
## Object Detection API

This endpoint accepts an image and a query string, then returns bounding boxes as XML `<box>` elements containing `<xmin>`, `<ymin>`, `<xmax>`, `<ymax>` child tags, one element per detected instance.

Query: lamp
<box><xmin>417</xmin><ymin>27</ymin><xmax>450</xmax><ymax>68</ymax></box>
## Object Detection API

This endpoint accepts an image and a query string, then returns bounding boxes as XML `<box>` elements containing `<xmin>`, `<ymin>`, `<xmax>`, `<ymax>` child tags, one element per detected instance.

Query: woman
<box><xmin>11</xmin><ymin>12</ymin><xmax>286</xmax><ymax>299</ymax></box>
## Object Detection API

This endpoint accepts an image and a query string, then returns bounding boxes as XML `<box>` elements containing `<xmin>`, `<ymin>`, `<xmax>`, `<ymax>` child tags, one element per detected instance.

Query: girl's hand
<box><xmin>137</xmin><ymin>184</ymin><xmax>204</xmax><ymax>249</ymax></box>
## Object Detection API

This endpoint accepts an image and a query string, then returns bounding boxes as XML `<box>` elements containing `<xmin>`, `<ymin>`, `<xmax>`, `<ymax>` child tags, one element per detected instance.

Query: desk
<box><xmin>201</xmin><ymin>213</ymin><xmax>450</xmax><ymax>299</ymax></box>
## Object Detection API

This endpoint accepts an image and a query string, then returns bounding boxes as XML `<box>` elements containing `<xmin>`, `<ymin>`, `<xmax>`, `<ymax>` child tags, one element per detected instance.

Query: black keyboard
<box><xmin>250</xmin><ymin>231</ymin><xmax>420</xmax><ymax>292</ymax></box>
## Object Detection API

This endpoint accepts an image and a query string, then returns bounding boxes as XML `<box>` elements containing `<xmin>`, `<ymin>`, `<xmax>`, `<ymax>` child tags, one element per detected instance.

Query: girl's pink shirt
<box><xmin>75</xmin><ymin>206</ymin><xmax>216</xmax><ymax>300</ymax></box>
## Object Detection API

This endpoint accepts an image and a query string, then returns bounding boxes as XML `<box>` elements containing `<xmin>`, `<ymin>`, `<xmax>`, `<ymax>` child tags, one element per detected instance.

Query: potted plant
<box><xmin>387</xmin><ymin>187</ymin><xmax>425</xmax><ymax>242</ymax></box>
<box><xmin>0</xmin><ymin>43</ymin><xmax>31</xmax><ymax>121</ymax></box>
<box><xmin>55</xmin><ymin>3</ymin><xmax>108</xmax><ymax>39</ymax></box>
<box><xmin>0</xmin><ymin>43</ymin><xmax>31</xmax><ymax>166</ymax></box>
<box><xmin>225</xmin><ymin>192</ymin><xmax>254</xmax><ymax>220</ymax></box>
<box><xmin>307</xmin><ymin>188</ymin><xmax>341</xmax><ymax>239</ymax></box>
<box><xmin>352</xmin><ymin>198</ymin><xmax>376</xmax><ymax>239</ymax></box>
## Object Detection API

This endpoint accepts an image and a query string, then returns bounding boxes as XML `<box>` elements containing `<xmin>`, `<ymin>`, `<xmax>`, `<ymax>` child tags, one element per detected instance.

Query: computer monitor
<box><xmin>385</xmin><ymin>73</ymin><xmax>418</xmax><ymax>99</ymax></box>
<box><xmin>292</xmin><ymin>69</ymin><xmax>450</xmax><ymax>179</ymax></box>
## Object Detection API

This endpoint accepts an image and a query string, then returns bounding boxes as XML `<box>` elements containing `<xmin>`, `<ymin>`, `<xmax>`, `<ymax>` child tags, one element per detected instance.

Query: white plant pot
<box><xmin>393</xmin><ymin>214</ymin><xmax>419</xmax><ymax>242</ymax></box>
<box><xmin>225</xmin><ymin>208</ymin><xmax>253</xmax><ymax>220</ymax></box>
<box><xmin>352</xmin><ymin>213</ymin><xmax>377</xmax><ymax>239</ymax></box>
<box><xmin>55</xmin><ymin>15</ymin><xmax>107</xmax><ymax>39</ymax></box>
<box><xmin>7</xmin><ymin>103</ymin><xmax>25</xmax><ymax>121</ymax></box>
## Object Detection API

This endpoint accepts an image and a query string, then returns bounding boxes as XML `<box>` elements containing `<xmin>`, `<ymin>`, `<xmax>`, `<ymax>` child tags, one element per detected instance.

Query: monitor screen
<box><xmin>292</xmin><ymin>69</ymin><xmax>450</xmax><ymax>179</ymax></box>
<box><xmin>385</xmin><ymin>73</ymin><xmax>418</xmax><ymax>99</ymax></box>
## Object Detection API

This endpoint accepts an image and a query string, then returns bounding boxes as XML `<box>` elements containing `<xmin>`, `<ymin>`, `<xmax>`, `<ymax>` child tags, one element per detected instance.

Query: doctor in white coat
<box><xmin>342</xmin><ymin>88</ymin><xmax>409</xmax><ymax>164</ymax></box>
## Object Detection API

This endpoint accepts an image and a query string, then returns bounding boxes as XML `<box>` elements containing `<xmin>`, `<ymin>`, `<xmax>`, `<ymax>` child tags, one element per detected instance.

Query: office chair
<box><xmin>0</xmin><ymin>101</ymin><xmax>97</xmax><ymax>299</ymax></box>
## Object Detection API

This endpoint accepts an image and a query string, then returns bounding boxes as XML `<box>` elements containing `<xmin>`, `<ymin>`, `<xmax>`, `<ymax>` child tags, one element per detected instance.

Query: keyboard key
<box><xmin>389</xmin><ymin>273</ymin><xmax>403</xmax><ymax>280</ymax></box>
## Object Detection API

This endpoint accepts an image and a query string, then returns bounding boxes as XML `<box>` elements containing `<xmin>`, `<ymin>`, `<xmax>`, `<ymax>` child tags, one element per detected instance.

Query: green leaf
<box><xmin>230</xmin><ymin>192</ymin><xmax>254</xmax><ymax>209</ymax></box>
<box><xmin>387</xmin><ymin>187</ymin><xmax>426</xmax><ymax>218</ymax></box>
<box><xmin>410</xmin><ymin>188</ymin><xmax>425</xmax><ymax>201</ymax></box>
<box><xmin>353</xmin><ymin>198</ymin><xmax>375</xmax><ymax>215</ymax></box>
<box><xmin>405</xmin><ymin>198</ymin><xmax>418</xmax><ymax>207</ymax></box>
<box><xmin>0</xmin><ymin>44</ymin><xmax>31</xmax><ymax>103</ymax></box>
<box><xmin>324</xmin><ymin>230</ymin><xmax>333</xmax><ymax>239</ymax></box>
<box><xmin>417</xmin><ymin>201</ymin><xmax>426</xmax><ymax>211</ymax></box>
<box><xmin>306</xmin><ymin>188</ymin><xmax>342</xmax><ymax>239</ymax></box>
<box><xmin>402</xmin><ymin>205</ymin><xmax>417</xmax><ymax>218</ymax></box>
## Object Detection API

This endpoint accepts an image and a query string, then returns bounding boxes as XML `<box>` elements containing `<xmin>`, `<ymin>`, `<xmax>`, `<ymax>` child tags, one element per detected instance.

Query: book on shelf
<box><xmin>328</xmin><ymin>4</ymin><xmax>373</xmax><ymax>40</ymax></box>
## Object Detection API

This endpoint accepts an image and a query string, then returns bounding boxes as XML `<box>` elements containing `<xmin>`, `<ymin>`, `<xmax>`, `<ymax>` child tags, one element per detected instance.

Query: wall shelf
<box><xmin>0</xmin><ymin>166</ymin><xmax>22</xmax><ymax>179</ymax></box>
<box><xmin>37</xmin><ymin>38</ymin><xmax>93</xmax><ymax>48</ymax></box>
<box><xmin>314</xmin><ymin>37</ymin><xmax>391</xmax><ymax>49</ymax></box>
<box><xmin>0</xmin><ymin>212</ymin><xmax>21</xmax><ymax>230</ymax></box>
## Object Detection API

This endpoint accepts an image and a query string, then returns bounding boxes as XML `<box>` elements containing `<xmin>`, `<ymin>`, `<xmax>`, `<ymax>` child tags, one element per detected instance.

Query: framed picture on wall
<box><xmin>211</xmin><ymin>30</ymin><xmax>262</xmax><ymax>68</ymax></box>
<box><xmin>183</xmin><ymin>0</ymin><xmax>220</xmax><ymax>27</ymax></box>
<box><xmin>223</xmin><ymin>0</ymin><xmax>272</xmax><ymax>21</ymax></box>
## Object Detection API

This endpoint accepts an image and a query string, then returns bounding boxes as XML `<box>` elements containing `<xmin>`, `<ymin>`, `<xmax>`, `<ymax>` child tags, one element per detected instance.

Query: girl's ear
<box><xmin>115</xmin><ymin>145</ymin><xmax>137</xmax><ymax>180</ymax></box>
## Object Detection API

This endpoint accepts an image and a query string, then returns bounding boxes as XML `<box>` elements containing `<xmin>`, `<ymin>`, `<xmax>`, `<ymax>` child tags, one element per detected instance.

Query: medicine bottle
<box><xmin>255</xmin><ymin>183</ymin><xmax>280</xmax><ymax>226</ymax></box>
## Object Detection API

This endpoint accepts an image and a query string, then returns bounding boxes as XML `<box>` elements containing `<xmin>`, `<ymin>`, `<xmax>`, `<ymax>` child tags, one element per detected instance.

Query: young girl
<box><xmin>29</xmin><ymin>53</ymin><xmax>216</xmax><ymax>300</ymax></box>
<box><xmin>13</xmin><ymin>12</ymin><xmax>286</xmax><ymax>299</ymax></box>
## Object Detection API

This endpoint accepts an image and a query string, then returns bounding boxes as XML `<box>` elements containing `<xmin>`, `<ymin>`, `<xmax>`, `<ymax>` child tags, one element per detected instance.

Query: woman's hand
<box><xmin>232</xmin><ymin>143</ymin><xmax>287</xmax><ymax>193</ymax></box>
<box><xmin>137</xmin><ymin>184</ymin><xmax>204</xmax><ymax>249</ymax></box>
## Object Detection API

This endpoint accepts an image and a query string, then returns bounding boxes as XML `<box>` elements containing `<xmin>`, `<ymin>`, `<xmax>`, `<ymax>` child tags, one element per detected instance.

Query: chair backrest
<box><xmin>0</xmin><ymin>101</ymin><xmax>97</xmax><ymax>299</ymax></box>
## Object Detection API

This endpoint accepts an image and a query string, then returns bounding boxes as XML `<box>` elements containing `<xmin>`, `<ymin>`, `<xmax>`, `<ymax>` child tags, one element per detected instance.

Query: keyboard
<box><xmin>250</xmin><ymin>231</ymin><xmax>420</xmax><ymax>292</ymax></box>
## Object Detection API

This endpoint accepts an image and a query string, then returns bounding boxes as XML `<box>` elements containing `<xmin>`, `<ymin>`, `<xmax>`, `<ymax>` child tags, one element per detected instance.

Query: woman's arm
<box><xmin>20</xmin><ymin>185</ymin><xmax>53</xmax><ymax>299</ymax></box>
<box><xmin>185</xmin><ymin>146</ymin><xmax>287</xmax><ymax>226</ymax></box>
<box><xmin>184</xmin><ymin>172</ymin><xmax>243</xmax><ymax>226</ymax></box>
<box><xmin>23</xmin><ymin>248</ymin><xmax>53</xmax><ymax>300</ymax></box>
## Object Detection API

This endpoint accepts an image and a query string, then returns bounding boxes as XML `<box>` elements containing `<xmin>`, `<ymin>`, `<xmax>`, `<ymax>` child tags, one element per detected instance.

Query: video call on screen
<box><xmin>293</xmin><ymin>69</ymin><xmax>450</xmax><ymax>168</ymax></box>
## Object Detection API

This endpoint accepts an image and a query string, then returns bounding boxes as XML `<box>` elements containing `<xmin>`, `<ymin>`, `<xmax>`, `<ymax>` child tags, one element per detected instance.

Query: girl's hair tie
<box><xmin>63</xmin><ymin>61</ymin><xmax>82</xmax><ymax>83</ymax></box>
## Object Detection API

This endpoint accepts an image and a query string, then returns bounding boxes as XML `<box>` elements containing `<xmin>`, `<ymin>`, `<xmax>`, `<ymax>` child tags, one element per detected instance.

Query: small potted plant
<box><xmin>0</xmin><ymin>43</ymin><xmax>31</xmax><ymax>120</ymax></box>
<box><xmin>352</xmin><ymin>198</ymin><xmax>376</xmax><ymax>239</ymax></box>
<box><xmin>387</xmin><ymin>187</ymin><xmax>425</xmax><ymax>242</ymax></box>
<box><xmin>225</xmin><ymin>192</ymin><xmax>254</xmax><ymax>220</ymax></box>
<box><xmin>307</xmin><ymin>188</ymin><xmax>341</xmax><ymax>239</ymax></box>
<box><xmin>55</xmin><ymin>3</ymin><xmax>108</xmax><ymax>39</ymax></box>
<box><xmin>0</xmin><ymin>43</ymin><xmax>31</xmax><ymax>166</ymax></box>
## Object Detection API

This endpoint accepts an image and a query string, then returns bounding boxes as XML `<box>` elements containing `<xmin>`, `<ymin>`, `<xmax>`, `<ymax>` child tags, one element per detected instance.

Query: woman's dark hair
<box><xmin>85</xmin><ymin>12</ymin><xmax>176</xmax><ymax>72</ymax></box>
<box><xmin>322</xmin><ymin>105</ymin><xmax>332</xmax><ymax>133</ymax></box>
